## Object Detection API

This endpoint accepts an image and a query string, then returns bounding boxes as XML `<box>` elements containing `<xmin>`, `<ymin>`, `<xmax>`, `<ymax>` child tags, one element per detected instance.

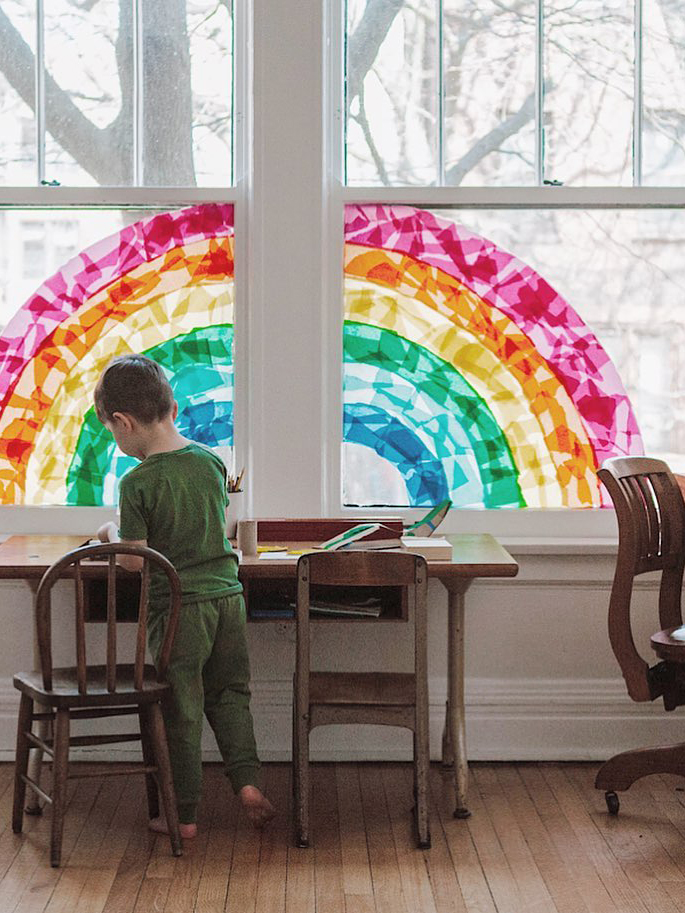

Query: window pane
<box><xmin>3</xmin><ymin>0</ymin><xmax>233</xmax><ymax>187</ymax></box>
<box><xmin>346</xmin><ymin>0</ymin><xmax>439</xmax><ymax>185</ymax></box>
<box><xmin>44</xmin><ymin>0</ymin><xmax>130</xmax><ymax>186</ymax></box>
<box><xmin>0</xmin><ymin>204</ymin><xmax>235</xmax><ymax>505</ymax></box>
<box><xmin>642</xmin><ymin>0</ymin><xmax>685</xmax><ymax>185</ymax></box>
<box><xmin>145</xmin><ymin>0</ymin><xmax>233</xmax><ymax>186</ymax></box>
<box><xmin>342</xmin><ymin>205</ymin><xmax>685</xmax><ymax>508</ymax></box>
<box><xmin>443</xmin><ymin>0</ymin><xmax>536</xmax><ymax>186</ymax></box>
<box><xmin>543</xmin><ymin>0</ymin><xmax>634</xmax><ymax>185</ymax></box>
<box><xmin>0</xmin><ymin>2</ymin><xmax>37</xmax><ymax>183</ymax></box>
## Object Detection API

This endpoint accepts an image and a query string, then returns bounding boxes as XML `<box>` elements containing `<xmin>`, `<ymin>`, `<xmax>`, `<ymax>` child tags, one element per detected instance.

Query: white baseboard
<box><xmin>1</xmin><ymin>676</ymin><xmax>683</xmax><ymax>765</ymax></box>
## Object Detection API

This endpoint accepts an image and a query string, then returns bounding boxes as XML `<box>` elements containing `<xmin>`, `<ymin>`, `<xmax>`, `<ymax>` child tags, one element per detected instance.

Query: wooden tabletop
<box><xmin>0</xmin><ymin>535</ymin><xmax>87</xmax><ymax>578</ymax></box>
<box><xmin>0</xmin><ymin>533</ymin><xmax>518</xmax><ymax>581</ymax></box>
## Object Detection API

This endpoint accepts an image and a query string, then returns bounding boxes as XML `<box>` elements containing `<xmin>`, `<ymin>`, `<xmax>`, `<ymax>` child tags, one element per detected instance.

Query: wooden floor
<box><xmin>2</xmin><ymin>761</ymin><xmax>685</xmax><ymax>912</ymax></box>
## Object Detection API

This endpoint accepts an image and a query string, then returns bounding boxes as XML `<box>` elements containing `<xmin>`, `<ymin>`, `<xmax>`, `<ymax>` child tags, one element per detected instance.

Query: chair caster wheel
<box><xmin>605</xmin><ymin>791</ymin><xmax>620</xmax><ymax>815</ymax></box>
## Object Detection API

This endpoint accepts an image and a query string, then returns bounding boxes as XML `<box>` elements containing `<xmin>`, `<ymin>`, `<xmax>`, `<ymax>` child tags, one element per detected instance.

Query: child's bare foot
<box><xmin>239</xmin><ymin>785</ymin><xmax>275</xmax><ymax>828</ymax></box>
<box><xmin>148</xmin><ymin>817</ymin><xmax>197</xmax><ymax>839</ymax></box>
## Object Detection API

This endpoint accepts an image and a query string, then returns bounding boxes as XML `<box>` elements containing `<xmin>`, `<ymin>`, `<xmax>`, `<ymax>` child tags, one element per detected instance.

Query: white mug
<box><xmin>237</xmin><ymin>519</ymin><xmax>258</xmax><ymax>557</ymax></box>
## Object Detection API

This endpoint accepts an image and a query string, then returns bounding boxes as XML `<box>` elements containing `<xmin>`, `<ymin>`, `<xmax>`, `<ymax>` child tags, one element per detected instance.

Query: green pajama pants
<box><xmin>147</xmin><ymin>592</ymin><xmax>261</xmax><ymax>824</ymax></box>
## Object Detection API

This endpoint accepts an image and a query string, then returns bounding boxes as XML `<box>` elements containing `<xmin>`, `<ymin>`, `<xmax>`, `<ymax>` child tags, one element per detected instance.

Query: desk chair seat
<box><xmin>14</xmin><ymin>663</ymin><xmax>169</xmax><ymax>707</ymax></box>
<box><xmin>293</xmin><ymin>551</ymin><xmax>430</xmax><ymax>849</ymax></box>
<box><xmin>12</xmin><ymin>543</ymin><xmax>183</xmax><ymax>867</ymax></box>
<box><xmin>595</xmin><ymin>457</ymin><xmax>685</xmax><ymax>814</ymax></box>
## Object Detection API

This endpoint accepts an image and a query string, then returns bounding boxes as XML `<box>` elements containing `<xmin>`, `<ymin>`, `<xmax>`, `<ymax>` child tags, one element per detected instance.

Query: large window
<box><xmin>0</xmin><ymin>1</ymin><xmax>684</xmax><ymax>531</ymax></box>
<box><xmin>0</xmin><ymin>1</ymin><xmax>236</xmax><ymax>507</ymax></box>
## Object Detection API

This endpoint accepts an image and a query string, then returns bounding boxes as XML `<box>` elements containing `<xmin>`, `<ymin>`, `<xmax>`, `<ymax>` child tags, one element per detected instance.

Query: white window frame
<box><xmin>0</xmin><ymin>0</ymin><xmax>683</xmax><ymax>546</ymax></box>
<box><xmin>327</xmin><ymin>0</ymin><xmax>685</xmax><ymax>543</ymax></box>
<box><xmin>0</xmin><ymin>0</ymin><xmax>248</xmax><ymax>533</ymax></box>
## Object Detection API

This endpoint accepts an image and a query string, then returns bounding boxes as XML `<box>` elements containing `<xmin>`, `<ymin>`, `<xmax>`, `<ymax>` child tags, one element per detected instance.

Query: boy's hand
<box><xmin>96</xmin><ymin>521</ymin><xmax>120</xmax><ymax>543</ymax></box>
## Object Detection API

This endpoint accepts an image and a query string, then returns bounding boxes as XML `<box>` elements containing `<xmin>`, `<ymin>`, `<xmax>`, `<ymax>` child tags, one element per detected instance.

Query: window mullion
<box><xmin>633</xmin><ymin>0</ymin><xmax>643</xmax><ymax>186</ymax></box>
<box><xmin>36</xmin><ymin>0</ymin><xmax>45</xmax><ymax>185</ymax></box>
<box><xmin>438</xmin><ymin>0</ymin><xmax>444</xmax><ymax>185</ymax></box>
<box><xmin>133</xmin><ymin>0</ymin><xmax>144</xmax><ymax>186</ymax></box>
<box><xmin>535</xmin><ymin>0</ymin><xmax>544</xmax><ymax>185</ymax></box>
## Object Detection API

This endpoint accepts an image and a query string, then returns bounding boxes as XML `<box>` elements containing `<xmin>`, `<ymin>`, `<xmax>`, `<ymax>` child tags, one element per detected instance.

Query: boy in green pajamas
<box><xmin>93</xmin><ymin>354</ymin><xmax>274</xmax><ymax>839</ymax></box>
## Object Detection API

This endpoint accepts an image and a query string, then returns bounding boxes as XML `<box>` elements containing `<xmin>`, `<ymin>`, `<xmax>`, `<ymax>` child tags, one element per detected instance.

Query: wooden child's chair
<box><xmin>12</xmin><ymin>542</ymin><xmax>183</xmax><ymax>866</ymax></box>
<box><xmin>596</xmin><ymin>456</ymin><xmax>685</xmax><ymax>813</ymax></box>
<box><xmin>292</xmin><ymin>550</ymin><xmax>430</xmax><ymax>848</ymax></box>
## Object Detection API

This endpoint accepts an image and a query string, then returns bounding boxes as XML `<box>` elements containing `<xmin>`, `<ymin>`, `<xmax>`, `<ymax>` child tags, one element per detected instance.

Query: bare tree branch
<box><xmin>0</xmin><ymin>0</ymin><xmax>196</xmax><ymax>185</ymax></box>
<box><xmin>346</xmin><ymin>0</ymin><xmax>403</xmax><ymax>113</ymax></box>
<box><xmin>353</xmin><ymin>89</ymin><xmax>390</xmax><ymax>184</ymax></box>
<box><xmin>445</xmin><ymin>91</ymin><xmax>535</xmax><ymax>185</ymax></box>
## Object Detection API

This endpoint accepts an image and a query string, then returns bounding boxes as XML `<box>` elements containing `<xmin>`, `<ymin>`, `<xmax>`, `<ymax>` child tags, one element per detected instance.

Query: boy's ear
<box><xmin>111</xmin><ymin>411</ymin><xmax>135</xmax><ymax>432</ymax></box>
<box><xmin>172</xmin><ymin>400</ymin><xmax>179</xmax><ymax>420</ymax></box>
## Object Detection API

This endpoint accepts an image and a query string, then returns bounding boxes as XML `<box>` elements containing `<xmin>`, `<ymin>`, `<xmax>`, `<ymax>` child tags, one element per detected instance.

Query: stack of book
<box><xmin>400</xmin><ymin>535</ymin><xmax>453</xmax><ymax>560</ymax></box>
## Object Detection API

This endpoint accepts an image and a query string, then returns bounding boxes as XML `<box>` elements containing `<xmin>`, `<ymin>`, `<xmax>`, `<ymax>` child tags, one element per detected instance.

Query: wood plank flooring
<box><xmin>2</xmin><ymin>761</ymin><xmax>685</xmax><ymax>913</ymax></box>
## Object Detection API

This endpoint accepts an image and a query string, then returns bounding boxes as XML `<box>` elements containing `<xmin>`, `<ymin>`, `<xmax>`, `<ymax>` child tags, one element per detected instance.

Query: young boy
<box><xmin>94</xmin><ymin>354</ymin><xmax>274</xmax><ymax>838</ymax></box>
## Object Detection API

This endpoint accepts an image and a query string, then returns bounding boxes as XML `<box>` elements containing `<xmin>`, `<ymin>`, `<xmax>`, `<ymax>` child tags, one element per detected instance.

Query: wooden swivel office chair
<box><xmin>596</xmin><ymin>456</ymin><xmax>685</xmax><ymax>814</ymax></box>
<box><xmin>12</xmin><ymin>542</ymin><xmax>183</xmax><ymax>866</ymax></box>
<box><xmin>292</xmin><ymin>550</ymin><xmax>430</xmax><ymax>848</ymax></box>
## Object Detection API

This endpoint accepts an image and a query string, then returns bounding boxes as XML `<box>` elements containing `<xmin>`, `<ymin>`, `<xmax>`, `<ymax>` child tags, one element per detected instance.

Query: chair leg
<box><xmin>291</xmin><ymin>698</ymin><xmax>299</xmax><ymax>803</ymax></box>
<box><xmin>50</xmin><ymin>708</ymin><xmax>70</xmax><ymax>867</ymax></box>
<box><xmin>414</xmin><ymin>721</ymin><xmax>431</xmax><ymax>850</ymax></box>
<box><xmin>138</xmin><ymin>707</ymin><xmax>160</xmax><ymax>820</ymax></box>
<box><xmin>294</xmin><ymin>708</ymin><xmax>310</xmax><ymax>848</ymax></box>
<box><xmin>12</xmin><ymin>693</ymin><xmax>34</xmax><ymax>833</ymax></box>
<box><xmin>146</xmin><ymin>702</ymin><xmax>182</xmax><ymax>857</ymax></box>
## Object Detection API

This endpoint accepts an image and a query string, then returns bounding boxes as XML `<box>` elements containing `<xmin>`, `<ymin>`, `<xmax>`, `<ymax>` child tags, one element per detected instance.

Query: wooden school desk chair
<box><xmin>292</xmin><ymin>550</ymin><xmax>430</xmax><ymax>848</ymax></box>
<box><xmin>595</xmin><ymin>456</ymin><xmax>685</xmax><ymax>814</ymax></box>
<box><xmin>12</xmin><ymin>543</ymin><xmax>183</xmax><ymax>867</ymax></box>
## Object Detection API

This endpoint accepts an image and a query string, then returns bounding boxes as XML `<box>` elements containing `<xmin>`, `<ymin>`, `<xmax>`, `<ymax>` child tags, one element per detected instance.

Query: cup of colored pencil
<box><xmin>226</xmin><ymin>468</ymin><xmax>246</xmax><ymax>538</ymax></box>
<box><xmin>227</xmin><ymin>467</ymin><xmax>245</xmax><ymax>494</ymax></box>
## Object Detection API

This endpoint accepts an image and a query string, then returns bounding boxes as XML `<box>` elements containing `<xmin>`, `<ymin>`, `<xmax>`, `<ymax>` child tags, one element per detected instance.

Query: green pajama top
<box><xmin>118</xmin><ymin>442</ymin><xmax>242</xmax><ymax>607</ymax></box>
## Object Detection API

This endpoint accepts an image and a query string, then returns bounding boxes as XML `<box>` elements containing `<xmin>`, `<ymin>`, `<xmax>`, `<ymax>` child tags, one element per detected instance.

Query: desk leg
<box><xmin>441</xmin><ymin>579</ymin><xmax>472</xmax><ymax>819</ymax></box>
<box><xmin>25</xmin><ymin>580</ymin><xmax>48</xmax><ymax>815</ymax></box>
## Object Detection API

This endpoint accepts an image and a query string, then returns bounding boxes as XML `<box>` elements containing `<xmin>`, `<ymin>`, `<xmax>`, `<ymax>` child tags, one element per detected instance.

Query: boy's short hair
<box><xmin>95</xmin><ymin>354</ymin><xmax>174</xmax><ymax>425</ymax></box>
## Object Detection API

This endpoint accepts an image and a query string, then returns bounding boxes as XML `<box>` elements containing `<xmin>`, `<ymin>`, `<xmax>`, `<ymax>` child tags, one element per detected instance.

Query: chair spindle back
<box><xmin>296</xmin><ymin>550</ymin><xmax>428</xmax><ymax>698</ymax></box>
<box><xmin>35</xmin><ymin>543</ymin><xmax>181</xmax><ymax>694</ymax></box>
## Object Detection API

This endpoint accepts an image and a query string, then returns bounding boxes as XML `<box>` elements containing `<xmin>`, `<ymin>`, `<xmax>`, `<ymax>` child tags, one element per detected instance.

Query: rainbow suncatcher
<box><xmin>0</xmin><ymin>203</ymin><xmax>642</xmax><ymax>507</ymax></box>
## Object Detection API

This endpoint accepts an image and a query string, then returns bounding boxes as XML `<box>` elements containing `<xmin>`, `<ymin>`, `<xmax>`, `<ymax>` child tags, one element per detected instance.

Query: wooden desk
<box><xmin>0</xmin><ymin>532</ymin><xmax>518</xmax><ymax>818</ymax></box>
